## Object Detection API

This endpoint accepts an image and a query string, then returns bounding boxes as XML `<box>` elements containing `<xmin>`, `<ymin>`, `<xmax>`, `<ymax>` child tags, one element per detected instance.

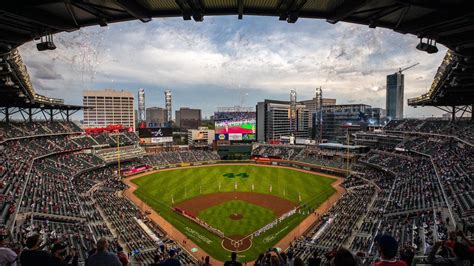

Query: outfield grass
<box><xmin>198</xmin><ymin>200</ymin><xmax>276</xmax><ymax>236</ymax></box>
<box><xmin>132</xmin><ymin>164</ymin><xmax>336</xmax><ymax>261</ymax></box>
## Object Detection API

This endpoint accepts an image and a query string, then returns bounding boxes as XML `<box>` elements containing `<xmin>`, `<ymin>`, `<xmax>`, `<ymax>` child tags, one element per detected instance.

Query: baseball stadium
<box><xmin>0</xmin><ymin>1</ymin><xmax>473</xmax><ymax>266</ymax></box>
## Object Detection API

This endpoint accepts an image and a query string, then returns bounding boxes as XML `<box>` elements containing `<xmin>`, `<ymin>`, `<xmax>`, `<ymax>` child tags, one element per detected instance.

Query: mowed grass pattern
<box><xmin>132</xmin><ymin>164</ymin><xmax>337</xmax><ymax>261</ymax></box>
<box><xmin>197</xmin><ymin>200</ymin><xmax>276</xmax><ymax>236</ymax></box>
<box><xmin>132</xmin><ymin>164</ymin><xmax>336</xmax><ymax>207</ymax></box>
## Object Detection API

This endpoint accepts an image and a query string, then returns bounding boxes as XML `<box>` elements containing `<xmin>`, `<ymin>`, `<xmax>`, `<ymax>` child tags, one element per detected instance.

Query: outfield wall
<box><xmin>150</xmin><ymin>159</ymin><xmax>348</xmax><ymax>178</ymax></box>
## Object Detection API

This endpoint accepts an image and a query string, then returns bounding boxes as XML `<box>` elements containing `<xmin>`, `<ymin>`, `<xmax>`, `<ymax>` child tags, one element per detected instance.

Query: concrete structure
<box><xmin>321</xmin><ymin>104</ymin><xmax>382</xmax><ymax>143</ymax></box>
<box><xmin>386</xmin><ymin>73</ymin><xmax>404</xmax><ymax>119</ymax></box>
<box><xmin>188</xmin><ymin>127</ymin><xmax>215</xmax><ymax>146</ymax></box>
<box><xmin>146</xmin><ymin>107</ymin><xmax>168</xmax><ymax>128</ymax></box>
<box><xmin>83</xmin><ymin>89</ymin><xmax>135</xmax><ymax>128</ymax></box>
<box><xmin>175</xmin><ymin>107</ymin><xmax>201</xmax><ymax>131</ymax></box>
<box><xmin>256</xmin><ymin>100</ymin><xmax>309</xmax><ymax>142</ymax></box>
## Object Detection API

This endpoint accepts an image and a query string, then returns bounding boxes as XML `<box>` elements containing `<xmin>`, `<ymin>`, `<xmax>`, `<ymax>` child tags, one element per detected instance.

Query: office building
<box><xmin>175</xmin><ymin>107</ymin><xmax>201</xmax><ymax>130</ymax></box>
<box><xmin>188</xmin><ymin>127</ymin><xmax>215</xmax><ymax>146</ymax></box>
<box><xmin>83</xmin><ymin>89</ymin><xmax>135</xmax><ymax>128</ymax></box>
<box><xmin>146</xmin><ymin>107</ymin><xmax>168</xmax><ymax>128</ymax></box>
<box><xmin>386</xmin><ymin>73</ymin><xmax>404</xmax><ymax>119</ymax></box>
<box><xmin>301</xmin><ymin>97</ymin><xmax>337</xmax><ymax>128</ymax></box>
<box><xmin>321</xmin><ymin>104</ymin><xmax>382</xmax><ymax>143</ymax></box>
<box><xmin>256</xmin><ymin>100</ymin><xmax>309</xmax><ymax>142</ymax></box>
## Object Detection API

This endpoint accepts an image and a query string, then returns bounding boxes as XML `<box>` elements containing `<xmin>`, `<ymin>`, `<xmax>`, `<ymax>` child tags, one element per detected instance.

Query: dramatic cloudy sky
<box><xmin>19</xmin><ymin>15</ymin><xmax>447</xmax><ymax>119</ymax></box>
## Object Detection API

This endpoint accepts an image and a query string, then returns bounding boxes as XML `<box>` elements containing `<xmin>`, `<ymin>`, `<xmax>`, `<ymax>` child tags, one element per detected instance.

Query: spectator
<box><xmin>0</xmin><ymin>234</ymin><xmax>17</xmax><ymax>266</ymax></box>
<box><xmin>47</xmin><ymin>242</ymin><xmax>76</xmax><ymax>266</ymax></box>
<box><xmin>399</xmin><ymin>246</ymin><xmax>415</xmax><ymax>266</ymax></box>
<box><xmin>116</xmin><ymin>246</ymin><xmax>128</xmax><ymax>266</ymax></box>
<box><xmin>254</xmin><ymin>254</ymin><xmax>264</xmax><ymax>266</ymax></box>
<box><xmin>307</xmin><ymin>250</ymin><xmax>321</xmax><ymax>266</ymax></box>
<box><xmin>203</xmin><ymin>256</ymin><xmax>211</xmax><ymax>266</ymax></box>
<box><xmin>19</xmin><ymin>234</ymin><xmax>49</xmax><ymax>266</ymax></box>
<box><xmin>374</xmin><ymin>235</ymin><xmax>406</xmax><ymax>266</ymax></box>
<box><xmin>331</xmin><ymin>248</ymin><xmax>359</xmax><ymax>266</ymax></box>
<box><xmin>224</xmin><ymin>252</ymin><xmax>242</xmax><ymax>266</ymax></box>
<box><xmin>294</xmin><ymin>257</ymin><xmax>306</xmax><ymax>266</ymax></box>
<box><xmin>162</xmin><ymin>249</ymin><xmax>181</xmax><ymax>266</ymax></box>
<box><xmin>427</xmin><ymin>241</ymin><xmax>471</xmax><ymax>266</ymax></box>
<box><xmin>86</xmin><ymin>238</ymin><xmax>121</xmax><ymax>266</ymax></box>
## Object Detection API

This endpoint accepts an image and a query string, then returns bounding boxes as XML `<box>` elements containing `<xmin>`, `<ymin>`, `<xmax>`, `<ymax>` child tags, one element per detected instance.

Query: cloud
<box><xmin>18</xmin><ymin>16</ymin><xmax>447</xmax><ymax>118</ymax></box>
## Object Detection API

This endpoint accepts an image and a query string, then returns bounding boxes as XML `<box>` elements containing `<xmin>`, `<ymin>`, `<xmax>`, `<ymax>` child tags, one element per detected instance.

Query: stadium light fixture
<box><xmin>36</xmin><ymin>33</ymin><xmax>56</xmax><ymax>51</ymax></box>
<box><xmin>416</xmin><ymin>38</ymin><xmax>438</xmax><ymax>54</ymax></box>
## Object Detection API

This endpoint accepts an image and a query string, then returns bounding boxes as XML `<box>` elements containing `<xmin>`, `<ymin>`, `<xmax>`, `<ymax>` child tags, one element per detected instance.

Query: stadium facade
<box><xmin>83</xmin><ymin>89</ymin><xmax>135</xmax><ymax>128</ymax></box>
<box><xmin>386</xmin><ymin>73</ymin><xmax>404</xmax><ymax>119</ymax></box>
<box><xmin>320</xmin><ymin>104</ymin><xmax>383</xmax><ymax>143</ymax></box>
<box><xmin>256</xmin><ymin>100</ymin><xmax>309</xmax><ymax>142</ymax></box>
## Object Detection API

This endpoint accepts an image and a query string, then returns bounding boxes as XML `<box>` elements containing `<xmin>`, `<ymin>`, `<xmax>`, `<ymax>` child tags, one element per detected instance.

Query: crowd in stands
<box><xmin>1</xmin><ymin>119</ymin><xmax>473</xmax><ymax>265</ymax></box>
<box><xmin>0</xmin><ymin>121</ymin><xmax>226</xmax><ymax>265</ymax></box>
<box><xmin>250</xmin><ymin>120</ymin><xmax>473</xmax><ymax>265</ymax></box>
<box><xmin>384</xmin><ymin>119</ymin><xmax>474</xmax><ymax>143</ymax></box>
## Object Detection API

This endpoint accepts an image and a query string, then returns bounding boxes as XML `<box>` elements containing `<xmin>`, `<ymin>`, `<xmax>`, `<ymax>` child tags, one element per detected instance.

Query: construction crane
<box><xmin>397</xmin><ymin>62</ymin><xmax>419</xmax><ymax>74</ymax></box>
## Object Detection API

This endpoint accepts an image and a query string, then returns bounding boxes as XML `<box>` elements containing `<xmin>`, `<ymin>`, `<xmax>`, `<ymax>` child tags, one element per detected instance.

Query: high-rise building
<box><xmin>386</xmin><ymin>73</ymin><xmax>404</xmax><ymax>119</ymax></box>
<box><xmin>300</xmin><ymin>97</ymin><xmax>336</xmax><ymax>127</ymax></box>
<box><xmin>175</xmin><ymin>107</ymin><xmax>201</xmax><ymax>130</ymax></box>
<box><xmin>164</xmin><ymin>90</ymin><xmax>172</xmax><ymax>123</ymax></box>
<box><xmin>321</xmin><ymin>104</ymin><xmax>382</xmax><ymax>143</ymax></box>
<box><xmin>138</xmin><ymin>88</ymin><xmax>145</xmax><ymax>126</ymax></box>
<box><xmin>83</xmin><ymin>89</ymin><xmax>135</xmax><ymax>128</ymax></box>
<box><xmin>256</xmin><ymin>100</ymin><xmax>309</xmax><ymax>142</ymax></box>
<box><xmin>146</xmin><ymin>107</ymin><xmax>168</xmax><ymax>128</ymax></box>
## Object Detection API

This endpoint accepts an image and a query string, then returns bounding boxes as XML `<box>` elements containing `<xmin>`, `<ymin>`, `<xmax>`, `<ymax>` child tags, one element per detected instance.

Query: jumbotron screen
<box><xmin>214</xmin><ymin>111</ymin><xmax>256</xmax><ymax>141</ymax></box>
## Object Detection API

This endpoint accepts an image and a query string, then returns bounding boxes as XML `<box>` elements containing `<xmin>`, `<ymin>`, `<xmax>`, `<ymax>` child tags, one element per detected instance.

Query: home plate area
<box><xmin>173</xmin><ymin>191</ymin><xmax>297</xmax><ymax>252</ymax></box>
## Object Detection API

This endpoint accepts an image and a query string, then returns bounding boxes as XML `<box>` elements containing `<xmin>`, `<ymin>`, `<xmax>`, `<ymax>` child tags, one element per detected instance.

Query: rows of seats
<box><xmin>252</xmin><ymin>144</ymin><xmax>305</xmax><ymax>160</ymax></box>
<box><xmin>0</xmin><ymin>121</ymin><xmax>81</xmax><ymax>139</ymax></box>
<box><xmin>143</xmin><ymin>150</ymin><xmax>220</xmax><ymax>166</ymax></box>
<box><xmin>384</xmin><ymin>119</ymin><xmax>473</xmax><ymax>143</ymax></box>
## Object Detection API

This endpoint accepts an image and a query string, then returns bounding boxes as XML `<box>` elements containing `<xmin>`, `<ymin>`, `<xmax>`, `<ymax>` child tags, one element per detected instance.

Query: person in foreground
<box><xmin>427</xmin><ymin>238</ymin><xmax>471</xmax><ymax>266</ymax></box>
<box><xmin>373</xmin><ymin>235</ymin><xmax>407</xmax><ymax>266</ymax></box>
<box><xmin>224</xmin><ymin>252</ymin><xmax>242</xmax><ymax>266</ymax></box>
<box><xmin>162</xmin><ymin>249</ymin><xmax>181</xmax><ymax>266</ymax></box>
<box><xmin>86</xmin><ymin>238</ymin><xmax>121</xmax><ymax>266</ymax></box>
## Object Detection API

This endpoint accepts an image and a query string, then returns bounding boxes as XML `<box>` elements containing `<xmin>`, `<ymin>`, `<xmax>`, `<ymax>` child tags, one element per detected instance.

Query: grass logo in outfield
<box><xmin>223</xmin><ymin>172</ymin><xmax>249</xmax><ymax>178</ymax></box>
<box><xmin>131</xmin><ymin>164</ymin><xmax>336</xmax><ymax>261</ymax></box>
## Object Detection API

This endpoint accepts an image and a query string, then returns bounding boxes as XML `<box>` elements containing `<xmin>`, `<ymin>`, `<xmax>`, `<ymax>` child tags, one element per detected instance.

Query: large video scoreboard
<box><xmin>214</xmin><ymin>109</ymin><xmax>256</xmax><ymax>141</ymax></box>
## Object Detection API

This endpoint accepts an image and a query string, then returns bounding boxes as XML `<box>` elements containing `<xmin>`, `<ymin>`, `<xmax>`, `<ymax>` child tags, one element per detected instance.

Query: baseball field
<box><xmin>130</xmin><ymin>164</ymin><xmax>337</xmax><ymax>261</ymax></box>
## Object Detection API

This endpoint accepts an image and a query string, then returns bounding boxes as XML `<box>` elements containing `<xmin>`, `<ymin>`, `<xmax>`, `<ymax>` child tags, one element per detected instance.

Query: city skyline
<box><xmin>18</xmin><ymin>16</ymin><xmax>447</xmax><ymax>119</ymax></box>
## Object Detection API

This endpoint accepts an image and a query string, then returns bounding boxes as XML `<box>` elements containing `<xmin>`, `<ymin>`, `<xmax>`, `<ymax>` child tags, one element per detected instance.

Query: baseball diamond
<box><xmin>128</xmin><ymin>164</ymin><xmax>339</xmax><ymax>261</ymax></box>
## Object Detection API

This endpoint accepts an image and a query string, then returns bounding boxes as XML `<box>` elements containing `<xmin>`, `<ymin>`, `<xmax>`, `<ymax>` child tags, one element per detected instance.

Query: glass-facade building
<box><xmin>386</xmin><ymin>73</ymin><xmax>404</xmax><ymax>119</ymax></box>
<box><xmin>318</xmin><ymin>104</ymin><xmax>383</xmax><ymax>143</ymax></box>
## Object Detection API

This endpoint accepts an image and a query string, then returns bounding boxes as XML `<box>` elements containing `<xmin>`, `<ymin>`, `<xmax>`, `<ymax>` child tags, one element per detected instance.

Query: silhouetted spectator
<box><xmin>86</xmin><ymin>238</ymin><xmax>121</xmax><ymax>266</ymax></box>
<box><xmin>162</xmin><ymin>249</ymin><xmax>181</xmax><ymax>266</ymax></box>
<box><xmin>374</xmin><ymin>235</ymin><xmax>406</xmax><ymax>266</ymax></box>
<box><xmin>224</xmin><ymin>252</ymin><xmax>242</xmax><ymax>266</ymax></box>
<box><xmin>0</xmin><ymin>234</ymin><xmax>17</xmax><ymax>266</ymax></box>
<box><xmin>20</xmin><ymin>234</ymin><xmax>49</xmax><ymax>266</ymax></box>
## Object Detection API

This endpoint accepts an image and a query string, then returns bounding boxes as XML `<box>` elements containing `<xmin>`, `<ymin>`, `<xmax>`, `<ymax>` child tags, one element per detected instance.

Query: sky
<box><xmin>18</xmin><ymin>15</ymin><xmax>448</xmax><ymax>119</ymax></box>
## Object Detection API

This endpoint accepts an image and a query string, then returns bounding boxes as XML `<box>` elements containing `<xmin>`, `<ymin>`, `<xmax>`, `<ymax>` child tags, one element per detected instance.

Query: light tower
<box><xmin>164</xmin><ymin>90</ymin><xmax>172</xmax><ymax>124</ymax></box>
<box><xmin>289</xmin><ymin>90</ymin><xmax>297</xmax><ymax>137</ymax></box>
<box><xmin>315</xmin><ymin>87</ymin><xmax>323</xmax><ymax>143</ymax></box>
<box><xmin>138</xmin><ymin>88</ymin><xmax>145</xmax><ymax>128</ymax></box>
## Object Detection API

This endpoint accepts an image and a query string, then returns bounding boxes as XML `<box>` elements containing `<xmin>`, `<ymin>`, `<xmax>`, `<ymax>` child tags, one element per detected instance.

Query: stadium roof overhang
<box><xmin>1</xmin><ymin>0</ymin><xmax>473</xmax><ymax>108</ymax></box>
<box><xmin>2</xmin><ymin>0</ymin><xmax>474</xmax><ymax>54</ymax></box>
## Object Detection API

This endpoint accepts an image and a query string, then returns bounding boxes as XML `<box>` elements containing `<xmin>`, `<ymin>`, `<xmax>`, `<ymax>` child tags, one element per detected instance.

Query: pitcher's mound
<box><xmin>229</xmin><ymin>213</ymin><xmax>243</xmax><ymax>220</ymax></box>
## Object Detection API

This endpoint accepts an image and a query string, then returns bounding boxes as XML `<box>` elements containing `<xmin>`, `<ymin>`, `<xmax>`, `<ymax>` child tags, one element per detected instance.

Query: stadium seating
<box><xmin>1</xmin><ymin>119</ymin><xmax>473</xmax><ymax>265</ymax></box>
